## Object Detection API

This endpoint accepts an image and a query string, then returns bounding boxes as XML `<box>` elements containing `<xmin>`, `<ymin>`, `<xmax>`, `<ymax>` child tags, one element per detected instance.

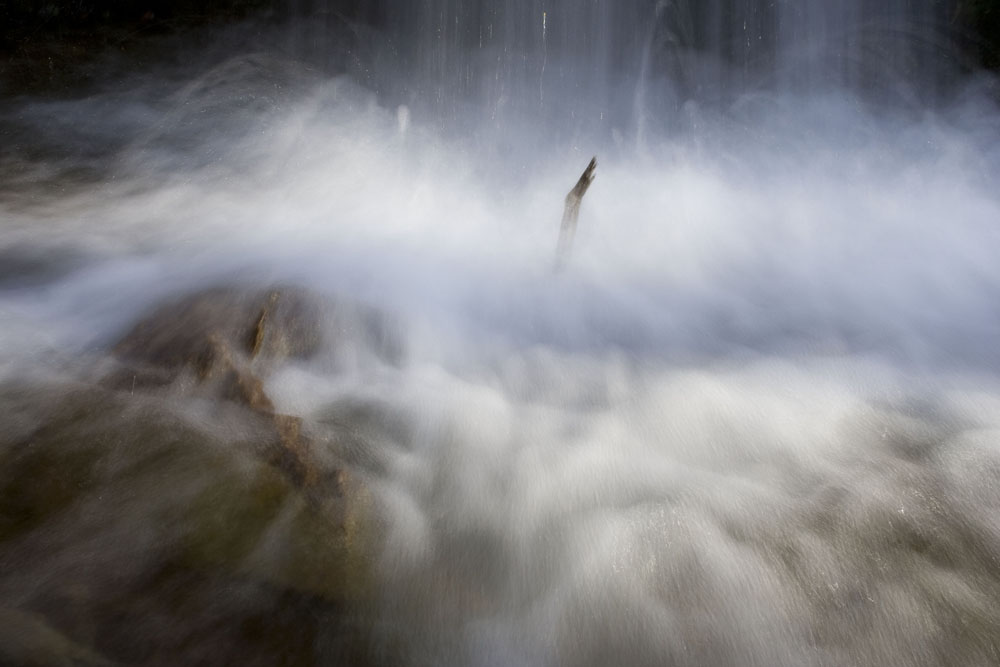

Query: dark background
<box><xmin>1</xmin><ymin>0</ymin><xmax>998</xmax><ymax>94</ymax></box>
<box><xmin>0</xmin><ymin>0</ymin><xmax>386</xmax><ymax>93</ymax></box>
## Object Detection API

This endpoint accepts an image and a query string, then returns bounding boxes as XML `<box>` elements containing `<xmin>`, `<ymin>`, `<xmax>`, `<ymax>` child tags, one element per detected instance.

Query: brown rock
<box><xmin>104</xmin><ymin>285</ymin><xmax>332</xmax><ymax>492</ymax></box>
<box><xmin>110</xmin><ymin>285</ymin><xmax>323</xmax><ymax>390</ymax></box>
<box><xmin>0</xmin><ymin>606</ymin><xmax>114</xmax><ymax>667</ymax></box>
<box><xmin>0</xmin><ymin>381</ymin><xmax>380</xmax><ymax>665</ymax></box>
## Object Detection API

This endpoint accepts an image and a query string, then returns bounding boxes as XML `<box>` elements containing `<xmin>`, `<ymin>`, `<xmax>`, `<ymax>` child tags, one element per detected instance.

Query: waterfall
<box><xmin>346</xmin><ymin>0</ymin><xmax>959</xmax><ymax>136</ymax></box>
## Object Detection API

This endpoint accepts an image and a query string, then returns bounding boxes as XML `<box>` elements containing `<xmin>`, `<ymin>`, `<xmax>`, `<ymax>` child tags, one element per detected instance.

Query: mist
<box><xmin>2</xmin><ymin>1</ymin><xmax>1000</xmax><ymax>665</ymax></box>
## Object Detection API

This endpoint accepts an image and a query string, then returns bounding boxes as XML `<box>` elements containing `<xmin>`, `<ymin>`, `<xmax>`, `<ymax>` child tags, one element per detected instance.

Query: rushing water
<box><xmin>2</xmin><ymin>1</ymin><xmax>1000</xmax><ymax>665</ymax></box>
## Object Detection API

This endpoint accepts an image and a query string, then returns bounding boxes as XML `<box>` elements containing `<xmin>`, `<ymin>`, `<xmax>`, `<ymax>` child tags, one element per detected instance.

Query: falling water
<box><xmin>1</xmin><ymin>1</ymin><xmax>999</xmax><ymax>665</ymax></box>
<box><xmin>350</xmin><ymin>0</ymin><xmax>960</xmax><ymax>139</ymax></box>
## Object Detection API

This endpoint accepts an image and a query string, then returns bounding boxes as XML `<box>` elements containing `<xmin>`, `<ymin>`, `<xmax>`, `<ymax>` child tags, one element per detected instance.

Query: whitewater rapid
<box><xmin>2</xmin><ymin>48</ymin><xmax>1000</xmax><ymax>664</ymax></box>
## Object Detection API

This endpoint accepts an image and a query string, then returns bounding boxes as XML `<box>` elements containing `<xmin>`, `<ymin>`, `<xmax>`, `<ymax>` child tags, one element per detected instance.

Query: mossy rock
<box><xmin>179</xmin><ymin>450</ymin><xmax>374</xmax><ymax>601</ymax></box>
<box><xmin>0</xmin><ymin>381</ymin><xmax>375</xmax><ymax>610</ymax></box>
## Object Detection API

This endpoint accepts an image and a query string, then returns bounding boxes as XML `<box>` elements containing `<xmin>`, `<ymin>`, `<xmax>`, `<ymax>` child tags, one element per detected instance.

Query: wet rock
<box><xmin>0</xmin><ymin>381</ymin><xmax>379</xmax><ymax>664</ymax></box>
<box><xmin>107</xmin><ymin>285</ymin><xmax>328</xmax><ymax>492</ymax></box>
<box><xmin>109</xmin><ymin>284</ymin><xmax>403</xmax><ymax>385</ymax></box>
<box><xmin>109</xmin><ymin>285</ymin><xmax>323</xmax><ymax>391</ymax></box>
<box><xmin>0</xmin><ymin>383</ymin><xmax>371</xmax><ymax>589</ymax></box>
<box><xmin>0</xmin><ymin>285</ymin><xmax>406</xmax><ymax>662</ymax></box>
<box><xmin>102</xmin><ymin>284</ymin><xmax>404</xmax><ymax>491</ymax></box>
<box><xmin>0</xmin><ymin>606</ymin><xmax>114</xmax><ymax>667</ymax></box>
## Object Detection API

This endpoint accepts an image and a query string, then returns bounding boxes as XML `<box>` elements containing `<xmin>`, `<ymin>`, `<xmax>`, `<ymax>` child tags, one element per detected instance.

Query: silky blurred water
<box><xmin>2</xmin><ymin>2</ymin><xmax>1000</xmax><ymax>664</ymax></box>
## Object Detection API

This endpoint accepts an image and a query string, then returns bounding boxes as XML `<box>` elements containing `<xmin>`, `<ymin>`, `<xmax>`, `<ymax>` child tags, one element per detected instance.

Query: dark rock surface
<box><xmin>0</xmin><ymin>285</ymin><xmax>398</xmax><ymax>665</ymax></box>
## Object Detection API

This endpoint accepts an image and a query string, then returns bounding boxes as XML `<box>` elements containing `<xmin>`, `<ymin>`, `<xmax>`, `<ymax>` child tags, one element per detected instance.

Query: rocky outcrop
<box><xmin>0</xmin><ymin>285</ymin><xmax>397</xmax><ymax>665</ymax></box>
<box><xmin>104</xmin><ymin>285</ymin><xmax>398</xmax><ymax>491</ymax></box>
<box><xmin>106</xmin><ymin>285</ymin><xmax>321</xmax><ymax>405</ymax></box>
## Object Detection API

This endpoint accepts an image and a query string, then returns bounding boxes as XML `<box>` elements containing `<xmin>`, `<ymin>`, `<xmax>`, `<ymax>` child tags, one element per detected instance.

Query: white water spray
<box><xmin>1</xmin><ymin>2</ymin><xmax>999</xmax><ymax>664</ymax></box>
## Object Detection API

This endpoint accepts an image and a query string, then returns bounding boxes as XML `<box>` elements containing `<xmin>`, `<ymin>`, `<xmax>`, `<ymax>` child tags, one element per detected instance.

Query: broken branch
<box><xmin>554</xmin><ymin>156</ymin><xmax>597</xmax><ymax>271</ymax></box>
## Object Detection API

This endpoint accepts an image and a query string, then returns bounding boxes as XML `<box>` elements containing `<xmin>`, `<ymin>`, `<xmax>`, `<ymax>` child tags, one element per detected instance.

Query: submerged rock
<box><xmin>107</xmin><ymin>285</ymin><xmax>323</xmax><ymax>401</ymax></box>
<box><xmin>104</xmin><ymin>284</ymin><xmax>400</xmax><ymax>490</ymax></box>
<box><xmin>0</xmin><ymin>284</ymin><xmax>409</xmax><ymax>663</ymax></box>
<box><xmin>0</xmin><ymin>381</ymin><xmax>378</xmax><ymax>664</ymax></box>
<box><xmin>109</xmin><ymin>284</ymin><xmax>401</xmax><ymax>392</ymax></box>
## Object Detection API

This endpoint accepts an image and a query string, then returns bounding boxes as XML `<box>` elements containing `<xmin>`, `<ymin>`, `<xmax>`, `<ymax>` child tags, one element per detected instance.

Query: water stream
<box><xmin>1</xmin><ymin>1</ymin><xmax>999</xmax><ymax>664</ymax></box>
